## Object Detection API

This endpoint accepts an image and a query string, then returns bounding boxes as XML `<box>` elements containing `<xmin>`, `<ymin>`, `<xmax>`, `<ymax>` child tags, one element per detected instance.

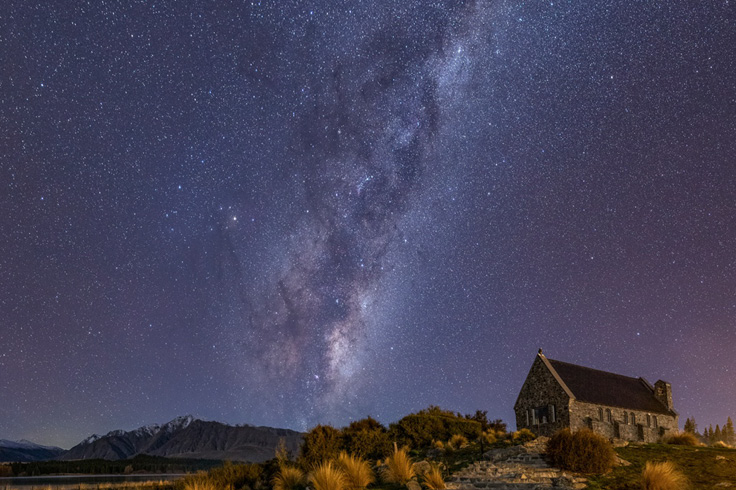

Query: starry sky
<box><xmin>2</xmin><ymin>0</ymin><xmax>735</xmax><ymax>449</ymax></box>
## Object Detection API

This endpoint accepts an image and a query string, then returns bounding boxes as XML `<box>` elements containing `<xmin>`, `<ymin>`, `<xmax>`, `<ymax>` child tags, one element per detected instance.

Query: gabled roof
<box><xmin>542</xmin><ymin>355</ymin><xmax>675</xmax><ymax>416</ymax></box>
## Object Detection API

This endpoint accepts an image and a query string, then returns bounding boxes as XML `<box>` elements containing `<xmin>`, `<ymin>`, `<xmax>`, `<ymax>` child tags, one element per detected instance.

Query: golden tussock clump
<box><xmin>447</xmin><ymin>434</ymin><xmax>469</xmax><ymax>450</ymax></box>
<box><xmin>641</xmin><ymin>461</ymin><xmax>689</xmax><ymax>490</ymax></box>
<box><xmin>272</xmin><ymin>466</ymin><xmax>306</xmax><ymax>490</ymax></box>
<box><xmin>181</xmin><ymin>481</ymin><xmax>219</xmax><ymax>490</ymax></box>
<box><xmin>661</xmin><ymin>432</ymin><xmax>699</xmax><ymax>446</ymax></box>
<box><xmin>309</xmin><ymin>461</ymin><xmax>347</xmax><ymax>490</ymax></box>
<box><xmin>381</xmin><ymin>443</ymin><xmax>416</xmax><ymax>484</ymax></box>
<box><xmin>421</xmin><ymin>464</ymin><xmax>446</xmax><ymax>490</ymax></box>
<box><xmin>336</xmin><ymin>451</ymin><xmax>374</xmax><ymax>489</ymax></box>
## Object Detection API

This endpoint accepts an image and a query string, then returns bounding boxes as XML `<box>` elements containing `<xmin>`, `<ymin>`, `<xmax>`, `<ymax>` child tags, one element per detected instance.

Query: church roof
<box><xmin>543</xmin><ymin>356</ymin><xmax>675</xmax><ymax>416</ymax></box>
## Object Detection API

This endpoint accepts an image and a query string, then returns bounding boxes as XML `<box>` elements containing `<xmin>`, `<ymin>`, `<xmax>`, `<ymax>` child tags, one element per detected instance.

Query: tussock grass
<box><xmin>641</xmin><ymin>461</ymin><xmax>688</xmax><ymax>490</ymax></box>
<box><xmin>447</xmin><ymin>434</ymin><xmax>469</xmax><ymax>450</ymax></box>
<box><xmin>381</xmin><ymin>443</ymin><xmax>415</xmax><ymax>484</ymax></box>
<box><xmin>336</xmin><ymin>452</ymin><xmax>374</xmax><ymax>489</ymax></box>
<box><xmin>421</xmin><ymin>464</ymin><xmax>446</xmax><ymax>490</ymax></box>
<box><xmin>272</xmin><ymin>466</ymin><xmax>306</xmax><ymax>490</ymax></box>
<box><xmin>309</xmin><ymin>461</ymin><xmax>346</xmax><ymax>490</ymax></box>
<box><xmin>661</xmin><ymin>432</ymin><xmax>699</xmax><ymax>446</ymax></box>
<box><xmin>181</xmin><ymin>481</ymin><xmax>218</xmax><ymax>490</ymax></box>
<box><xmin>546</xmin><ymin>428</ymin><xmax>615</xmax><ymax>473</ymax></box>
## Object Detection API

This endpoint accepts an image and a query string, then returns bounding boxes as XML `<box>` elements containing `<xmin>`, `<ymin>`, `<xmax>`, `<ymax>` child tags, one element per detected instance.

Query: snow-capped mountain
<box><xmin>59</xmin><ymin>416</ymin><xmax>302</xmax><ymax>463</ymax></box>
<box><xmin>0</xmin><ymin>439</ymin><xmax>65</xmax><ymax>462</ymax></box>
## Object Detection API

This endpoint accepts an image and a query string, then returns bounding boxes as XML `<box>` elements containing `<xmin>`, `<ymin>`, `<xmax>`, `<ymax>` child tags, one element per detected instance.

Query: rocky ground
<box><xmin>446</xmin><ymin>438</ymin><xmax>587</xmax><ymax>490</ymax></box>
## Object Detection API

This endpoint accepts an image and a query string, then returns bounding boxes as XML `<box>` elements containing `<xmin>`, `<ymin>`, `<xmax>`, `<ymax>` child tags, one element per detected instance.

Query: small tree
<box><xmin>683</xmin><ymin>417</ymin><xmax>697</xmax><ymax>434</ymax></box>
<box><xmin>724</xmin><ymin>417</ymin><xmax>735</xmax><ymax>445</ymax></box>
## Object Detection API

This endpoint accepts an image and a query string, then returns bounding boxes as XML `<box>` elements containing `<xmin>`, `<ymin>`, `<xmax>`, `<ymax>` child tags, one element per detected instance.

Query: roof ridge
<box><xmin>547</xmin><ymin>358</ymin><xmax>642</xmax><ymax>381</ymax></box>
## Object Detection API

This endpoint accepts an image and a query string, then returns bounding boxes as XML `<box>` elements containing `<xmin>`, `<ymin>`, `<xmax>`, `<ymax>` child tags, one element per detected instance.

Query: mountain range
<box><xmin>1</xmin><ymin>416</ymin><xmax>303</xmax><ymax>463</ymax></box>
<box><xmin>0</xmin><ymin>439</ymin><xmax>65</xmax><ymax>462</ymax></box>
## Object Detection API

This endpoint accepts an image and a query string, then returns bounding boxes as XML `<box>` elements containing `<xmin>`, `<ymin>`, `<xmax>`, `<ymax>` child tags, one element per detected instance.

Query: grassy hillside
<box><xmin>587</xmin><ymin>444</ymin><xmax>736</xmax><ymax>489</ymax></box>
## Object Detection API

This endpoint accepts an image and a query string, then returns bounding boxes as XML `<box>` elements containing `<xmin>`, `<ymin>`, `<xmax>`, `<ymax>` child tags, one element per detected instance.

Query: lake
<box><xmin>0</xmin><ymin>474</ymin><xmax>185</xmax><ymax>490</ymax></box>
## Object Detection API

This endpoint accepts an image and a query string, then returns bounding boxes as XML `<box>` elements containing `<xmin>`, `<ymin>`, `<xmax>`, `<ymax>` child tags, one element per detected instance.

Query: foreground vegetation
<box><xmin>587</xmin><ymin>443</ymin><xmax>736</xmax><ymax>489</ymax></box>
<box><xmin>173</xmin><ymin>407</ymin><xmax>516</xmax><ymax>490</ymax></box>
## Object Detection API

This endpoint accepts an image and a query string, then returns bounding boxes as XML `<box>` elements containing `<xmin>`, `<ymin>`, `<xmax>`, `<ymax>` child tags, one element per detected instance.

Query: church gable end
<box><xmin>514</xmin><ymin>352</ymin><xmax>572</xmax><ymax>437</ymax></box>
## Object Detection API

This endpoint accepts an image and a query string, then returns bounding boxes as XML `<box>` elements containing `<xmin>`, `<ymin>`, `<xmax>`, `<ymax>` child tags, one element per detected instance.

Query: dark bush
<box><xmin>545</xmin><ymin>428</ymin><xmax>615</xmax><ymax>474</ymax></box>
<box><xmin>298</xmin><ymin>425</ymin><xmax>342</xmax><ymax>469</ymax></box>
<box><xmin>341</xmin><ymin>417</ymin><xmax>392</xmax><ymax>460</ymax></box>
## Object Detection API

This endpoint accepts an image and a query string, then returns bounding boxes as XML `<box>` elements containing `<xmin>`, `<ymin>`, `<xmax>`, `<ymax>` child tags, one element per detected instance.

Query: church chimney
<box><xmin>654</xmin><ymin>380</ymin><xmax>673</xmax><ymax>411</ymax></box>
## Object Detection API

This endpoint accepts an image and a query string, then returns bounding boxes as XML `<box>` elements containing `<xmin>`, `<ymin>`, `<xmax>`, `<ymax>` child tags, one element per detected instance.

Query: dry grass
<box><xmin>181</xmin><ymin>481</ymin><xmax>218</xmax><ymax>490</ymax></box>
<box><xmin>421</xmin><ymin>464</ymin><xmax>446</xmax><ymax>490</ymax></box>
<box><xmin>273</xmin><ymin>466</ymin><xmax>306</xmax><ymax>490</ymax></box>
<box><xmin>641</xmin><ymin>461</ymin><xmax>689</xmax><ymax>490</ymax></box>
<box><xmin>661</xmin><ymin>432</ymin><xmax>700</xmax><ymax>446</ymax></box>
<box><xmin>447</xmin><ymin>434</ymin><xmax>469</xmax><ymax>450</ymax></box>
<box><xmin>309</xmin><ymin>461</ymin><xmax>346</xmax><ymax>490</ymax></box>
<box><xmin>72</xmin><ymin>482</ymin><xmax>172</xmax><ymax>490</ymax></box>
<box><xmin>432</xmin><ymin>440</ymin><xmax>445</xmax><ymax>450</ymax></box>
<box><xmin>381</xmin><ymin>443</ymin><xmax>416</xmax><ymax>484</ymax></box>
<box><xmin>336</xmin><ymin>452</ymin><xmax>374</xmax><ymax>489</ymax></box>
<box><xmin>713</xmin><ymin>441</ymin><xmax>732</xmax><ymax>448</ymax></box>
<box><xmin>546</xmin><ymin>428</ymin><xmax>615</xmax><ymax>473</ymax></box>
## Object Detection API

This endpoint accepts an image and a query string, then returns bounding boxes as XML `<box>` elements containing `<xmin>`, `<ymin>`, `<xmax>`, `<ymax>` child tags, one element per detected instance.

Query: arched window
<box><xmin>599</xmin><ymin>407</ymin><xmax>604</xmax><ymax>421</ymax></box>
<box><xmin>653</xmin><ymin>416</ymin><xmax>658</xmax><ymax>428</ymax></box>
<box><xmin>631</xmin><ymin>413</ymin><xmax>636</xmax><ymax>425</ymax></box>
<box><xmin>624</xmin><ymin>412</ymin><xmax>629</xmax><ymax>424</ymax></box>
<box><xmin>647</xmin><ymin>414</ymin><xmax>651</xmax><ymax>427</ymax></box>
<box><xmin>606</xmin><ymin>409</ymin><xmax>612</xmax><ymax>423</ymax></box>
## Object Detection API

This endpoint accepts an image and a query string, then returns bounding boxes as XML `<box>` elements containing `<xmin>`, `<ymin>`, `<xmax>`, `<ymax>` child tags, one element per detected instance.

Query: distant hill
<box><xmin>58</xmin><ymin>416</ymin><xmax>303</xmax><ymax>462</ymax></box>
<box><xmin>0</xmin><ymin>439</ymin><xmax>65</xmax><ymax>462</ymax></box>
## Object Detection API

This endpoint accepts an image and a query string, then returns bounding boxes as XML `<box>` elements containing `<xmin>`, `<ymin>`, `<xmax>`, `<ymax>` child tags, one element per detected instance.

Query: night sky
<box><xmin>2</xmin><ymin>1</ymin><xmax>735</xmax><ymax>449</ymax></box>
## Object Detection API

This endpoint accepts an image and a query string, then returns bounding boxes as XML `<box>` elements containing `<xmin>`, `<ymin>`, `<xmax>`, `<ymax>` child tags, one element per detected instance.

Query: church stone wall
<box><xmin>569</xmin><ymin>400</ymin><xmax>678</xmax><ymax>443</ymax></box>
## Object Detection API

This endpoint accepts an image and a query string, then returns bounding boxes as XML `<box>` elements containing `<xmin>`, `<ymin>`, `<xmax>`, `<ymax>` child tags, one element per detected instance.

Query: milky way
<box><xmin>2</xmin><ymin>1</ymin><xmax>736</xmax><ymax>447</ymax></box>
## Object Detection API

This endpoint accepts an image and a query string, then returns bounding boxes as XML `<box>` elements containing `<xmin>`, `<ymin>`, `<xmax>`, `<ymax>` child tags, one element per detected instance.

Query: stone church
<box><xmin>514</xmin><ymin>350</ymin><xmax>678</xmax><ymax>442</ymax></box>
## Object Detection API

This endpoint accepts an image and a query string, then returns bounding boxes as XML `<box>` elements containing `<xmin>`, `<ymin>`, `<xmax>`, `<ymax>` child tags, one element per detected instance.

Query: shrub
<box><xmin>661</xmin><ymin>432</ymin><xmax>699</xmax><ymax>446</ymax></box>
<box><xmin>512</xmin><ymin>428</ymin><xmax>536</xmax><ymax>444</ymax></box>
<box><xmin>309</xmin><ymin>461</ymin><xmax>346</xmax><ymax>490</ymax></box>
<box><xmin>713</xmin><ymin>440</ymin><xmax>731</xmax><ymax>448</ymax></box>
<box><xmin>381</xmin><ymin>443</ymin><xmax>416</xmax><ymax>484</ymax></box>
<box><xmin>546</xmin><ymin>429</ymin><xmax>615</xmax><ymax>473</ymax></box>
<box><xmin>641</xmin><ymin>461</ymin><xmax>688</xmax><ymax>490</ymax></box>
<box><xmin>480</xmin><ymin>430</ymin><xmax>498</xmax><ymax>445</ymax></box>
<box><xmin>389</xmin><ymin>407</ymin><xmax>482</xmax><ymax>449</ymax></box>
<box><xmin>298</xmin><ymin>425</ymin><xmax>343</xmax><ymax>469</ymax></box>
<box><xmin>336</xmin><ymin>452</ymin><xmax>374</xmax><ymax>489</ymax></box>
<box><xmin>272</xmin><ymin>466</ymin><xmax>306</xmax><ymax>490</ymax></box>
<box><xmin>447</xmin><ymin>434</ymin><xmax>469</xmax><ymax>450</ymax></box>
<box><xmin>421</xmin><ymin>464</ymin><xmax>446</xmax><ymax>490</ymax></box>
<box><xmin>341</xmin><ymin>417</ymin><xmax>392</xmax><ymax>460</ymax></box>
<box><xmin>432</xmin><ymin>440</ymin><xmax>445</xmax><ymax>450</ymax></box>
